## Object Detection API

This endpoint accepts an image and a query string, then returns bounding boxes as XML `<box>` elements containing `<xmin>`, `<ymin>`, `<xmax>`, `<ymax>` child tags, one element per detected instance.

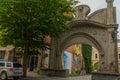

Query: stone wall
<box><xmin>92</xmin><ymin>72</ymin><xmax>120</xmax><ymax>80</ymax></box>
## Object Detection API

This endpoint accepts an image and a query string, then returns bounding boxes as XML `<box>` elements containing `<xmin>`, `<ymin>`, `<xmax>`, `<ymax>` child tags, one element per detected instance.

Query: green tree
<box><xmin>0</xmin><ymin>0</ymin><xmax>77</xmax><ymax>76</ymax></box>
<box><xmin>82</xmin><ymin>44</ymin><xmax>92</xmax><ymax>74</ymax></box>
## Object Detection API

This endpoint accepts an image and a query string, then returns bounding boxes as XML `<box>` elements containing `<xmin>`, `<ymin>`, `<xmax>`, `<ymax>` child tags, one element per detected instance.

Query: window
<box><xmin>6</xmin><ymin>63</ymin><xmax>12</xmax><ymax>67</ymax></box>
<box><xmin>0</xmin><ymin>51</ymin><xmax>5</xmax><ymax>58</ymax></box>
<box><xmin>95</xmin><ymin>53</ymin><xmax>98</xmax><ymax>59</ymax></box>
<box><xmin>119</xmin><ymin>54</ymin><xmax>120</xmax><ymax>59</ymax></box>
<box><xmin>0</xmin><ymin>62</ymin><xmax>5</xmax><ymax>67</ymax></box>
<box><xmin>13</xmin><ymin>63</ymin><xmax>22</xmax><ymax>68</ymax></box>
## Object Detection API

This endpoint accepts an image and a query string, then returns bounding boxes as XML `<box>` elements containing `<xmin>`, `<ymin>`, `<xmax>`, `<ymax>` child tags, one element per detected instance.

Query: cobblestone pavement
<box><xmin>20</xmin><ymin>72</ymin><xmax>91</xmax><ymax>80</ymax></box>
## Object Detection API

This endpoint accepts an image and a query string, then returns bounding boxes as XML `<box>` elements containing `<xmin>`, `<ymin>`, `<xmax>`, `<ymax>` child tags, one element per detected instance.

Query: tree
<box><xmin>0</xmin><ymin>0</ymin><xmax>77</xmax><ymax>76</ymax></box>
<box><xmin>82</xmin><ymin>44</ymin><xmax>92</xmax><ymax>74</ymax></box>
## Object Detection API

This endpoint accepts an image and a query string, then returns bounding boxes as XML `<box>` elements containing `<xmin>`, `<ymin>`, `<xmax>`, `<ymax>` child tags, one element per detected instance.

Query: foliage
<box><xmin>82</xmin><ymin>44</ymin><xmax>92</xmax><ymax>74</ymax></box>
<box><xmin>0</xmin><ymin>0</ymin><xmax>75</xmax><ymax>48</ymax></box>
<box><xmin>69</xmin><ymin>72</ymin><xmax>78</xmax><ymax>77</ymax></box>
<box><xmin>92</xmin><ymin>63</ymin><xmax>99</xmax><ymax>71</ymax></box>
<box><xmin>0</xmin><ymin>0</ymin><xmax>77</xmax><ymax>76</ymax></box>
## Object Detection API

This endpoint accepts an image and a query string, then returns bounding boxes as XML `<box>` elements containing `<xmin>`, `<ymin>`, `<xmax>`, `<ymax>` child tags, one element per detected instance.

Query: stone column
<box><xmin>55</xmin><ymin>54</ymin><xmax>63</xmax><ymax>69</ymax></box>
<box><xmin>54</xmin><ymin>38</ymin><xmax>63</xmax><ymax>69</ymax></box>
<box><xmin>49</xmin><ymin>37</ymin><xmax>57</xmax><ymax>69</ymax></box>
<box><xmin>106</xmin><ymin>28</ymin><xmax>118</xmax><ymax>73</ymax></box>
<box><xmin>106</xmin><ymin>0</ymin><xmax>114</xmax><ymax>24</ymax></box>
<box><xmin>113</xmin><ymin>29</ymin><xmax>119</xmax><ymax>73</ymax></box>
<box><xmin>106</xmin><ymin>0</ymin><xmax>118</xmax><ymax>73</ymax></box>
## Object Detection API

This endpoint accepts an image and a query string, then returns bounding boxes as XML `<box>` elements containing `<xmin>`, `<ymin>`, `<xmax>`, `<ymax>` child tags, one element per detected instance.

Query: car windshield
<box><xmin>13</xmin><ymin>63</ymin><xmax>22</xmax><ymax>68</ymax></box>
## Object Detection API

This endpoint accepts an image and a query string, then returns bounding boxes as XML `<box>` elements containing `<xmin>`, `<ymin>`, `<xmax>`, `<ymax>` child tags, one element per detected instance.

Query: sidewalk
<box><xmin>20</xmin><ymin>71</ymin><xmax>48</xmax><ymax>80</ymax></box>
<box><xmin>20</xmin><ymin>71</ymin><xmax>91</xmax><ymax>80</ymax></box>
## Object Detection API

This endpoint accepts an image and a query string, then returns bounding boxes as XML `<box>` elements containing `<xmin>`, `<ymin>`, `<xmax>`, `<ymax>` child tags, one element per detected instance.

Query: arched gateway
<box><xmin>45</xmin><ymin>0</ymin><xmax>120</xmax><ymax>80</ymax></box>
<box><xmin>50</xmin><ymin>20</ymin><xmax>118</xmax><ymax>71</ymax></box>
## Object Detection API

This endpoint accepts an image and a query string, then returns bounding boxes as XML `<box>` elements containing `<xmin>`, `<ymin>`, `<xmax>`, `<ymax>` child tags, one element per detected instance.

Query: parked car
<box><xmin>0</xmin><ymin>61</ymin><xmax>23</xmax><ymax>80</ymax></box>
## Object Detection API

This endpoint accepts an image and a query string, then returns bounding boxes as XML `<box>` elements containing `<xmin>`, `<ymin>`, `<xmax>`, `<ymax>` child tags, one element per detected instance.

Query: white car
<box><xmin>0</xmin><ymin>61</ymin><xmax>23</xmax><ymax>80</ymax></box>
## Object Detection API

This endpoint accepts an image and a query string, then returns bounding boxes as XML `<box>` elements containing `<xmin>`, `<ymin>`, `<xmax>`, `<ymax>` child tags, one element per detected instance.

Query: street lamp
<box><xmin>111</xmin><ymin>31</ymin><xmax>117</xmax><ymax>42</ymax></box>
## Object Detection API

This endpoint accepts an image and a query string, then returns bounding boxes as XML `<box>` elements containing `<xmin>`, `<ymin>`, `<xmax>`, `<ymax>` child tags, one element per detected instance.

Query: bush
<box><xmin>92</xmin><ymin>63</ymin><xmax>98</xmax><ymax>71</ymax></box>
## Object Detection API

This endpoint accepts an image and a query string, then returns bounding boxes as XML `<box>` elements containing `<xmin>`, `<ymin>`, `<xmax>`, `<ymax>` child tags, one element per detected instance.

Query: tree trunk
<box><xmin>37</xmin><ymin>55</ymin><xmax>41</xmax><ymax>72</ymax></box>
<box><xmin>37</xmin><ymin>49</ymin><xmax>44</xmax><ymax>73</ymax></box>
<box><xmin>23</xmin><ymin>44</ymin><xmax>29</xmax><ymax>77</ymax></box>
<box><xmin>40</xmin><ymin>50</ymin><xmax>45</xmax><ymax>68</ymax></box>
<box><xmin>22</xmin><ymin>27</ymin><xmax>30</xmax><ymax>77</ymax></box>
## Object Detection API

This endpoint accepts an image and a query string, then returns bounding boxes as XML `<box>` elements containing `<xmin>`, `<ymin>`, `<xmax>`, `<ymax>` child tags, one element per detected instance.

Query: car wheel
<box><xmin>1</xmin><ymin>72</ymin><xmax>8</xmax><ymax>80</ymax></box>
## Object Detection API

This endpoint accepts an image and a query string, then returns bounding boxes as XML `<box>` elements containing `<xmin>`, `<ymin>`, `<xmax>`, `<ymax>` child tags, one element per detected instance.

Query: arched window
<box><xmin>95</xmin><ymin>53</ymin><xmax>98</xmax><ymax>59</ymax></box>
<box><xmin>119</xmin><ymin>54</ymin><xmax>120</xmax><ymax>59</ymax></box>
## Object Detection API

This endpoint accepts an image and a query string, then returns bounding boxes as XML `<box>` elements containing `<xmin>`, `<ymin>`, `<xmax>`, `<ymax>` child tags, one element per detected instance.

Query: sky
<box><xmin>78</xmin><ymin>0</ymin><xmax>120</xmax><ymax>37</ymax></box>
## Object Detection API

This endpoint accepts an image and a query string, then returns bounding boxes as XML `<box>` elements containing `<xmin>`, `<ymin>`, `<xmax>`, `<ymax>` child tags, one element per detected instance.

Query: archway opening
<box><xmin>63</xmin><ymin>43</ymin><xmax>99</xmax><ymax>76</ymax></box>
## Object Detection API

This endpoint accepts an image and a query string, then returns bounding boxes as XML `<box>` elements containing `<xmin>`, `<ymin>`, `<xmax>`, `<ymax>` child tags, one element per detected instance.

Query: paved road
<box><xmin>20</xmin><ymin>72</ymin><xmax>91</xmax><ymax>80</ymax></box>
<box><xmin>41</xmin><ymin>75</ymin><xmax>91</xmax><ymax>80</ymax></box>
<box><xmin>21</xmin><ymin>75</ymin><xmax>91</xmax><ymax>80</ymax></box>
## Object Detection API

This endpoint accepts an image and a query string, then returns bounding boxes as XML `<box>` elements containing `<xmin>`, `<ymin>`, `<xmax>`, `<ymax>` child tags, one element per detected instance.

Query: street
<box><xmin>20</xmin><ymin>72</ymin><xmax>91</xmax><ymax>80</ymax></box>
<box><xmin>42</xmin><ymin>75</ymin><xmax>91</xmax><ymax>80</ymax></box>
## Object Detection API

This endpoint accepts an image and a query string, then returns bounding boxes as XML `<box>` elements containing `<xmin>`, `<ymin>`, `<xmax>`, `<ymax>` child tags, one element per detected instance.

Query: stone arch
<box><xmin>49</xmin><ymin>20</ymin><xmax>116</xmax><ymax>72</ymax></box>
<box><xmin>60</xmin><ymin>32</ymin><xmax>105</xmax><ymax>56</ymax></box>
<box><xmin>56</xmin><ymin>20</ymin><xmax>107</xmax><ymax>58</ymax></box>
<box><xmin>47</xmin><ymin>1</ymin><xmax>119</xmax><ymax>78</ymax></box>
<box><xmin>58</xmin><ymin>31</ymin><xmax>105</xmax><ymax>71</ymax></box>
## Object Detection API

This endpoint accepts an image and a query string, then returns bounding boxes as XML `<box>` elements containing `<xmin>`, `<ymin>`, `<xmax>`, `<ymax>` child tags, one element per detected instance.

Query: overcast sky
<box><xmin>79</xmin><ymin>0</ymin><xmax>120</xmax><ymax>37</ymax></box>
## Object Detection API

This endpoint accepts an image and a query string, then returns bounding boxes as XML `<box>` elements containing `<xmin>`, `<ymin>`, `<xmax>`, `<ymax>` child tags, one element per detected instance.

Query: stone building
<box><xmin>0</xmin><ymin>46</ymin><xmax>14</xmax><ymax>61</ymax></box>
<box><xmin>92</xmin><ymin>47</ymin><xmax>99</xmax><ymax>66</ymax></box>
<box><xmin>92</xmin><ymin>39</ymin><xmax>120</xmax><ymax>70</ymax></box>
